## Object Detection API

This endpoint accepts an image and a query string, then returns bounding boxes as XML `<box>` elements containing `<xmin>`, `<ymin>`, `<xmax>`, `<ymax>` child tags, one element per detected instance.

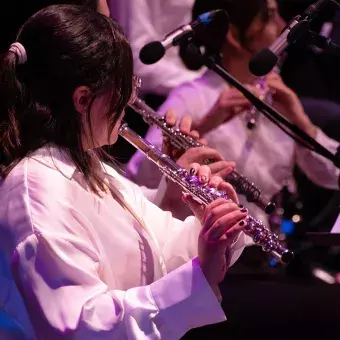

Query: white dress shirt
<box><xmin>331</xmin><ymin>214</ymin><xmax>340</xmax><ymax>233</ymax></box>
<box><xmin>0</xmin><ymin>146</ymin><xmax>246</xmax><ymax>339</ymax></box>
<box><xmin>127</xmin><ymin>70</ymin><xmax>340</xmax><ymax>225</ymax></box>
<box><xmin>109</xmin><ymin>0</ymin><xmax>204</xmax><ymax>96</ymax></box>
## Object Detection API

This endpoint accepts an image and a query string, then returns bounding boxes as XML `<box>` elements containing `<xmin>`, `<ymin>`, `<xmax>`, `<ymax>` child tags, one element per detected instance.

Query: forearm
<box><xmin>291</xmin><ymin>110</ymin><xmax>318</xmax><ymax>139</ymax></box>
<box><xmin>296</xmin><ymin>127</ymin><xmax>340</xmax><ymax>190</ymax></box>
<box><xmin>193</xmin><ymin>113</ymin><xmax>220</xmax><ymax>136</ymax></box>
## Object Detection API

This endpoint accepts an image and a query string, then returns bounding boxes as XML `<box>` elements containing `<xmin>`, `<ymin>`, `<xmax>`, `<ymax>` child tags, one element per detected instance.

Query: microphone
<box><xmin>139</xmin><ymin>9</ymin><xmax>229</xmax><ymax>65</ymax></box>
<box><xmin>249</xmin><ymin>0</ymin><xmax>330</xmax><ymax>76</ymax></box>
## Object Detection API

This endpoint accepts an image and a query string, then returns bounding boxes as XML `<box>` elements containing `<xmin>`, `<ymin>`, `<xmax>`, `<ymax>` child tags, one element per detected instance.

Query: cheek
<box><xmin>253</xmin><ymin>25</ymin><xmax>280</xmax><ymax>51</ymax></box>
<box><xmin>265</xmin><ymin>20</ymin><xmax>285</xmax><ymax>43</ymax></box>
<box><xmin>108</xmin><ymin>111</ymin><xmax>126</xmax><ymax>142</ymax></box>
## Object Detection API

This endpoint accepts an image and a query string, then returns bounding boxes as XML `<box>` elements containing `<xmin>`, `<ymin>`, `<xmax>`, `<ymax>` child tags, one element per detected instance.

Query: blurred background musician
<box><xmin>127</xmin><ymin>0</ymin><xmax>340</xmax><ymax>227</ymax></box>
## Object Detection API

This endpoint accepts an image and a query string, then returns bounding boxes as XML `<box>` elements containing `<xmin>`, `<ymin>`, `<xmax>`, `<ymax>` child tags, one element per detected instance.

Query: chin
<box><xmin>107</xmin><ymin>133</ymin><xmax>119</xmax><ymax>146</ymax></box>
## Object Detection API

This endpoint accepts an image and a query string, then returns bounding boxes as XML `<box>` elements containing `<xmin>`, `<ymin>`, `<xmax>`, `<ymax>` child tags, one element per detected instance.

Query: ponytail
<box><xmin>0</xmin><ymin>43</ymin><xmax>28</xmax><ymax>176</ymax></box>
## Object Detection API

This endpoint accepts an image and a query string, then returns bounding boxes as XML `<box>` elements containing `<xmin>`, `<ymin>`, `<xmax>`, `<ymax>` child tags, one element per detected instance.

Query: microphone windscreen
<box><xmin>139</xmin><ymin>41</ymin><xmax>165</xmax><ymax>65</ymax></box>
<box><xmin>249</xmin><ymin>49</ymin><xmax>279</xmax><ymax>77</ymax></box>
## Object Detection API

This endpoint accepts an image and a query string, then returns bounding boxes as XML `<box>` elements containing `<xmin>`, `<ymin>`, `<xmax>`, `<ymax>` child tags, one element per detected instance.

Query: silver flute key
<box><xmin>119</xmin><ymin>122</ymin><xmax>294</xmax><ymax>264</ymax></box>
<box><xmin>129</xmin><ymin>97</ymin><xmax>276</xmax><ymax>214</ymax></box>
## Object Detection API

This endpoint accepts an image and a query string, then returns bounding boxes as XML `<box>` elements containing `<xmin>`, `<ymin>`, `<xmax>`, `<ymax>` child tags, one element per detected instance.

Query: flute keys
<box><xmin>253</xmin><ymin>231</ymin><xmax>265</xmax><ymax>244</ymax></box>
<box><xmin>263</xmin><ymin>239</ymin><xmax>276</xmax><ymax>252</ymax></box>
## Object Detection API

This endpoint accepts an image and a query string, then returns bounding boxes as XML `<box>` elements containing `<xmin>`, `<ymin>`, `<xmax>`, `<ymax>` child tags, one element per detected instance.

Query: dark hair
<box><xmin>180</xmin><ymin>0</ymin><xmax>268</xmax><ymax>70</ymax></box>
<box><xmin>0</xmin><ymin>1</ymin><xmax>99</xmax><ymax>53</ymax></box>
<box><xmin>0</xmin><ymin>4</ymin><xmax>133</xmax><ymax>192</ymax></box>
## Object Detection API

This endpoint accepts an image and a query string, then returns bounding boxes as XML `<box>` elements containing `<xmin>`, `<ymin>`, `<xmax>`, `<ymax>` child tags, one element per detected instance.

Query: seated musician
<box><xmin>0</xmin><ymin>5</ymin><xmax>248</xmax><ymax>338</ymax></box>
<box><xmin>128</xmin><ymin>0</ymin><xmax>340</xmax><ymax>224</ymax></box>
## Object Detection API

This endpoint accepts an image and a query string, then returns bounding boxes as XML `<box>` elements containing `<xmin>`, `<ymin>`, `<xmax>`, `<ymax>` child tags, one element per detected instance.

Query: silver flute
<box><xmin>119</xmin><ymin>122</ymin><xmax>294</xmax><ymax>264</ymax></box>
<box><xmin>129</xmin><ymin>97</ymin><xmax>276</xmax><ymax>215</ymax></box>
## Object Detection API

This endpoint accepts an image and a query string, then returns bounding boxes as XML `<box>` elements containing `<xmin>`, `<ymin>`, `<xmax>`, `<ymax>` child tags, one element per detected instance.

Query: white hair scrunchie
<box><xmin>9</xmin><ymin>42</ymin><xmax>27</xmax><ymax>65</ymax></box>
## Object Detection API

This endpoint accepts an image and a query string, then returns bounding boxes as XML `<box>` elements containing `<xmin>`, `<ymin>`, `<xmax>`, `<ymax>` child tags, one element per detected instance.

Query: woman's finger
<box><xmin>201</xmin><ymin>198</ymin><xmax>229</xmax><ymax>226</ymax></box>
<box><xmin>208</xmin><ymin>161</ymin><xmax>235</xmax><ymax>176</ymax></box>
<box><xmin>217</xmin><ymin>181</ymin><xmax>239</xmax><ymax>204</ymax></box>
<box><xmin>164</xmin><ymin>109</ymin><xmax>177</xmax><ymax>126</ymax></box>
<box><xmin>208</xmin><ymin>175</ymin><xmax>223</xmax><ymax>188</ymax></box>
<box><xmin>221</xmin><ymin>97</ymin><xmax>250</xmax><ymax>109</ymax></box>
<box><xmin>179</xmin><ymin>115</ymin><xmax>192</xmax><ymax>134</ymax></box>
<box><xmin>266</xmin><ymin>79</ymin><xmax>289</xmax><ymax>94</ymax></box>
<box><xmin>188</xmin><ymin>162</ymin><xmax>200</xmax><ymax>176</ymax></box>
<box><xmin>223</xmin><ymin>219</ymin><xmax>247</xmax><ymax>245</ymax></box>
<box><xmin>266</xmin><ymin>72</ymin><xmax>282</xmax><ymax>81</ymax></box>
<box><xmin>182</xmin><ymin>194</ymin><xmax>205</xmax><ymax>220</ymax></box>
<box><xmin>189</xmin><ymin>130</ymin><xmax>200</xmax><ymax>140</ymax></box>
<box><xmin>177</xmin><ymin>147</ymin><xmax>224</xmax><ymax>169</ymax></box>
<box><xmin>198</xmin><ymin>138</ymin><xmax>207</xmax><ymax>145</ymax></box>
<box><xmin>206</xmin><ymin>209</ymin><xmax>247</xmax><ymax>242</ymax></box>
<box><xmin>196</xmin><ymin>165</ymin><xmax>211</xmax><ymax>184</ymax></box>
<box><xmin>203</xmin><ymin>201</ymin><xmax>241</xmax><ymax>230</ymax></box>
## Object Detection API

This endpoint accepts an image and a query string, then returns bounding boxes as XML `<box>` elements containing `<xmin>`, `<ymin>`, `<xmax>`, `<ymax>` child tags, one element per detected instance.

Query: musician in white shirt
<box><xmin>128</xmin><ymin>0</ymin><xmax>340</xmax><ymax>224</ymax></box>
<box><xmin>0</xmin><ymin>5</ymin><xmax>248</xmax><ymax>339</ymax></box>
<box><xmin>108</xmin><ymin>0</ymin><xmax>203</xmax><ymax>97</ymax></box>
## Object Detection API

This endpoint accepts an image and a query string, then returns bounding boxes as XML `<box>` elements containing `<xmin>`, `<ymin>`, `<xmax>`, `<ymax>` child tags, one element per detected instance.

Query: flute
<box><xmin>118</xmin><ymin>122</ymin><xmax>294</xmax><ymax>264</ymax></box>
<box><xmin>129</xmin><ymin>97</ymin><xmax>276</xmax><ymax>215</ymax></box>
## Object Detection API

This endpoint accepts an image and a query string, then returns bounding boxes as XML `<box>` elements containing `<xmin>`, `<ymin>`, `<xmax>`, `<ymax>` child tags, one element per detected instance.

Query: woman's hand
<box><xmin>184</xmin><ymin>195</ymin><xmax>247</xmax><ymax>296</ymax></box>
<box><xmin>161</xmin><ymin>109</ymin><xmax>236</xmax><ymax>178</ymax></box>
<box><xmin>193</xmin><ymin>85</ymin><xmax>261</xmax><ymax>136</ymax></box>
<box><xmin>177</xmin><ymin>147</ymin><xmax>235</xmax><ymax>178</ymax></box>
<box><xmin>159</xmin><ymin>160</ymin><xmax>238</xmax><ymax>221</ymax></box>
<box><xmin>162</xmin><ymin>109</ymin><xmax>206</xmax><ymax>160</ymax></box>
<box><xmin>266</xmin><ymin>73</ymin><xmax>317</xmax><ymax>138</ymax></box>
<box><xmin>179</xmin><ymin>163</ymin><xmax>239</xmax><ymax>221</ymax></box>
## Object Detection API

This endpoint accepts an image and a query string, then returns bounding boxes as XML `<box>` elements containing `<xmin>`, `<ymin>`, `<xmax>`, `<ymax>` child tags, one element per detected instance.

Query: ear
<box><xmin>97</xmin><ymin>0</ymin><xmax>110</xmax><ymax>17</ymax></box>
<box><xmin>73</xmin><ymin>86</ymin><xmax>92</xmax><ymax>116</ymax></box>
<box><xmin>226</xmin><ymin>24</ymin><xmax>242</xmax><ymax>52</ymax></box>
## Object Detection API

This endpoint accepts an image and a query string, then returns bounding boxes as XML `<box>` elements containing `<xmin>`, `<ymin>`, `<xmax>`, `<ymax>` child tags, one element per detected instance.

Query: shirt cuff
<box><xmin>297</xmin><ymin>127</ymin><xmax>339</xmax><ymax>154</ymax></box>
<box><xmin>152</xmin><ymin>175</ymin><xmax>168</xmax><ymax>207</ymax></box>
<box><xmin>150</xmin><ymin>257</ymin><xmax>226</xmax><ymax>335</ymax></box>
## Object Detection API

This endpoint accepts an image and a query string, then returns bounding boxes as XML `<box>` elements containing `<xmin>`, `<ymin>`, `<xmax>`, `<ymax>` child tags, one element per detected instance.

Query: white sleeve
<box><xmin>295</xmin><ymin>128</ymin><xmax>340</xmax><ymax>190</ymax></box>
<box><xmin>110</xmin><ymin>0</ymin><xmax>200</xmax><ymax>96</ymax></box>
<box><xmin>12</xmin><ymin>230</ymin><xmax>226</xmax><ymax>339</ymax></box>
<box><xmin>139</xmin><ymin>189</ymin><xmax>246</xmax><ymax>273</ymax></box>
<box><xmin>139</xmin><ymin>176</ymin><xmax>168</xmax><ymax>206</ymax></box>
<box><xmin>331</xmin><ymin>214</ymin><xmax>340</xmax><ymax>233</ymax></box>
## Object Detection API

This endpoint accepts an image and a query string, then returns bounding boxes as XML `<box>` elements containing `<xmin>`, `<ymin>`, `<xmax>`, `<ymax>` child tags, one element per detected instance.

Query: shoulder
<box><xmin>0</xmin><ymin>149</ymin><xmax>80</xmax><ymax>244</ymax></box>
<box><xmin>13</xmin><ymin>149</ymin><xmax>76</xmax><ymax>205</ymax></box>
<box><xmin>159</xmin><ymin>72</ymin><xmax>221</xmax><ymax>117</ymax></box>
<box><xmin>166</xmin><ymin>75</ymin><xmax>210</xmax><ymax>102</ymax></box>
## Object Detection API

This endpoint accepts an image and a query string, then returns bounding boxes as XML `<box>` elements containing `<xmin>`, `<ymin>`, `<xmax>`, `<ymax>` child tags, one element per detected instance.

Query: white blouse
<box><xmin>331</xmin><ymin>214</ymin><xmax>340</xmax><ymax>233</ymax></box>
<box><xmin>0</xmin><ymin>146</ymin><xmax>246</xmax><ymax>339</ymax></box>
<box><xmin>108</xmin><ymin>0</ymin><xmax>204</xmax><ymax>96</ymax></box>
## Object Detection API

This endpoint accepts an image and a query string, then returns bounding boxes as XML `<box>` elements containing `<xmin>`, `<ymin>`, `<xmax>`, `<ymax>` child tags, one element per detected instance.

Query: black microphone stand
<box><xmin>305</xmin><ymin>30</ymin><xmax>340</xmax><ymax>55</ymax></box>
<box><xmin>185</xmin><ymin>43</ymin><xmax>340</xmax><ymax>177</ymax></box>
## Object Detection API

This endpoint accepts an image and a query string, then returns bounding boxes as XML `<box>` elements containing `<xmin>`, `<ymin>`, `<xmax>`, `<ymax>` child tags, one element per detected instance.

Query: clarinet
<box><xmin>129</xmin><ymin>97</ymin><xmax>276</xmax><ymax>215</ymax></box>
<box><xmin>118</xmin><ymin>122</ymin><xmax>294</xmax><ymax>264</ymax></box>
<box><xmin>246</xmin><ymin>66</ymin><xmax>280</xmax><ymax>130</ymax></box>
